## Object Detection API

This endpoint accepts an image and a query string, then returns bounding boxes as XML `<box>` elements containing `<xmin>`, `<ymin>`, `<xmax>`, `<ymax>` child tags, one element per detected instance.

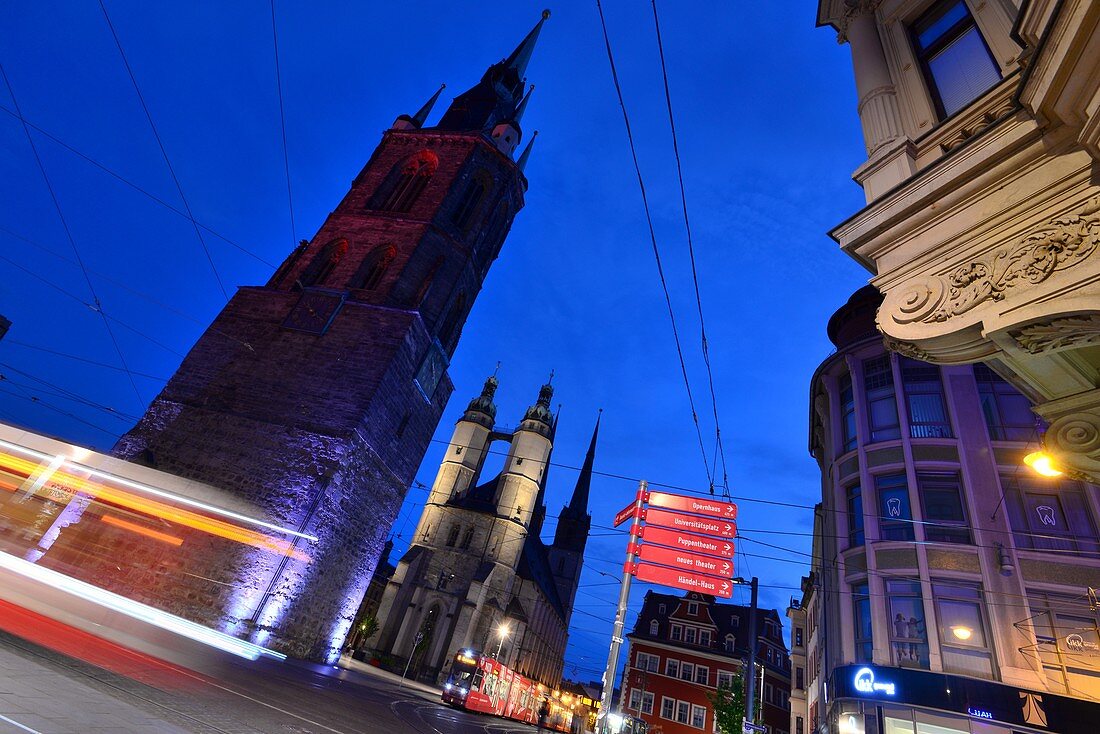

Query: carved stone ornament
<box><xmin>1045</xmin><ymin>410</ymin><xmax>1100</xmax><ymax>481</ymax></box>
<box><xmin>882</xmin><ymin>335</ymin><xmax>931</xmax><ymax>361</ymax></box>
<box><xmin>1012</xmin><ymin>315</ymin><xmax>1100</xmax><ymax>354</ymax></box>
<box><xmin>883</xmin><ymin>198</ymin><xmax>1100</xmax><ymax>326</ymax></box>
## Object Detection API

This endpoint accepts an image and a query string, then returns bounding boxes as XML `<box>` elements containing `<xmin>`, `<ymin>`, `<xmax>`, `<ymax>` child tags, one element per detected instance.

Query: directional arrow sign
<box><xmin>644</xmin><ymin>508</ymin><xmax>736</xmax><ymax>539</ymax></box>
<box><xmin>638</xmin><ymin>543</ymin><xmax>734</xmax><ymax>577</ymax></box>
<box><xmin>640</xmin><ymin>526</ymin><xmax>735</xmax><ymax>559</ymax></box>
<box><xmin>613</xmin><ymin>501</ymin><xmax>638</xmax><ymax>528</ymax></box>
<box><xmin>647</xmin><ymin>491</ymin><xmax>737</xmax><ymax>521</ymax></box>
<box><xmin>634</xmin><ymin>563</ymin><xmax>733</xmax><ymax>598</ymax></box>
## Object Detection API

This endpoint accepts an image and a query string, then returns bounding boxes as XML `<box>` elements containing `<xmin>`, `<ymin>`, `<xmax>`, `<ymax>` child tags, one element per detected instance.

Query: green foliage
<box><xmin>358</xmin><ymin>615</ymin><xmax>379</xmax><ymax>640</ymax></box>
<box><xmin>707</xmin><ymin>675</ymin><xmax>748</xmax><ymax>734</ymax></box>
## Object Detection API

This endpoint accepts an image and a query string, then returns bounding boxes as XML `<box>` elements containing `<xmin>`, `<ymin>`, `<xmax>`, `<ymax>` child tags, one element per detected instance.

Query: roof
<box><xmin>518</xmin><ymin>534</ymin><xmax>567</xmax><ymax>622</ymax></box>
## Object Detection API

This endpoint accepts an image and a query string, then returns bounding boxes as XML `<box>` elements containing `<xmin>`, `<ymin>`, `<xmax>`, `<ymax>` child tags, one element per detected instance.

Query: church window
<box><xmin>370</xmin><ymin>150</ymin><xmax>438</xmax><ymax>213</ymax></box>
<box><xmin>348</xmin><ymin>245</ymin><xmax>396</xmax><ymax>290</ymax></box>
<box><xmin>452</xmin><ymin>172</ymin><xmax>490</xmax><ymax>232</ymax></box>
<box><xmin>412</xmin><ymin>256</ymin><xmax>444</xmax><ymax>308</ymax></box>
<box><xmin>268</xmin><ymin>240</ymin><xmax>308</xmax><ymax>288</ymax></box>
<box><xmin>460</xmin><ymin>527</ymin><xmax>474</xmax><ymax>550</ymax></box>
<box><xmin>439</xmin><ymin>291</ymin><xmax>467</xmax><ymax>348</ymax></box>
<box><xmin>298</xmin><ymin>238</ymin><xmax>348</xmax><ymax>288</ymax></box>
<box><xmin>911</xmin><ymin>1</ymin><xmax>1001</xmax><ymax>119</ymax></box>
<box><xmin>649</xmin><ymin>620</ymin><xmax>659</xmax><ymax>636</ymax></box>
<box><xmin>445</xmin><ymin>525</ymin><xmax>459</xmax><ymax>547</ymax></box>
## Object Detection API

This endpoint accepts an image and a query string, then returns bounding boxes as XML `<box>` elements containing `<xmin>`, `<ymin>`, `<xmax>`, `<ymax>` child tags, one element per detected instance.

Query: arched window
<box><xmin>438</xmin><ymin>291</ymin><xmax>466</xmax><ymax>347</ymax></box>
<box><xmin>445</xmin><ymin>525</ymin><xmax>459</xmax><ymax>547</ymax></box>
<box><xmin>411</xmin><ymin>256</ymin><xmax>444</xmax><ymax>307</ymax></box>
<box><xmin>453</xmin><ymin>171</ymin><xmax>492</xmax><ymax>232</ymax></box>
<box><xmin>349</xmin><ymin>245</ymin><xmax>396</xmax><ymax>290</ymax></box>
<box><xmin>649</xmin><ymin>620</ymin><xmax>659</xmax><ymax>636</ymax></box>
<box><xmin>724</xmin><ymin>634</ymin><xmax>735</xmax><ymax>652</ymax></box>
<box><xmin>460</xmin><ymin>527</ymin><xmax>474</xmax><ymax>550</ymax></box>
<box><xmin>370</xmin><ymin>150</ymin><xmax>438</xmax><ymax>213</ymax></box>
<box><xmin>268</xmin><ymin>240</ymin><xmax>308</xmax><ymax>288</ymax></box>
<box><xmin>297</xmin><ymin>238</ymin><xmax>348</xmax><ymax>288</ymax></box>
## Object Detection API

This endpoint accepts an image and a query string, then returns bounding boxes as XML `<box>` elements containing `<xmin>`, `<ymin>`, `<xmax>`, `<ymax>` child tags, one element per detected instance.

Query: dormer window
<box><xmin>911</xmin><ymin>1</ymin><xmax>1001</xmax><ymax>118</ymax></box>
<box><xmin>688</xmin><ymin>602</ymin><xmax>699</xmax><ymax>615</ymax></box>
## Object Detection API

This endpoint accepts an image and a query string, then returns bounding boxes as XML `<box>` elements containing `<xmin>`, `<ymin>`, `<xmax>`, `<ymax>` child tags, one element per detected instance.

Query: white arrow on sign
<box><xmin>723</xmin><ymin>543</ymin><xmax>732</xmax><ymax>553</ymax></box>
<box><xmin>721</xmin><ymin>561</ymin><xmax>732</xmax><ymax>575</ymax></box>
<box><xmin>720</xmin><ymin>581</ymin><xmax>731</xmax><ymax>594</ymax></box>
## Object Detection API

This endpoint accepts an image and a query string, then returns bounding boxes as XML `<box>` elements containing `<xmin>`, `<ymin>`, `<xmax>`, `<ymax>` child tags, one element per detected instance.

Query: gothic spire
<box><xmin>567</xmin><ymin>411</ymin><xmax>599</xmax><ymax>516</ymax></box>
<box><xmin>412</xmin><ymin>84</ymin><xmax>446</xmax><ymax>127</ymax></box>
<box><xmin>517</xmin><ymin>131</ymin><xmax>538</xmax><ymax>172</ymax></box>
<box><xmin>504</xmin><ymin>10</ymin><xmax>550</xmax><ymax>81</ymax></box>
<box><xmin>514</xmin><ymin>85</ymin><xmax>534</xmax><ymax>125</ymax></box>
<box><xmin>465</xmin><ymin>372</ymin><xmax>499</xmax><ymax>422</ymax></box>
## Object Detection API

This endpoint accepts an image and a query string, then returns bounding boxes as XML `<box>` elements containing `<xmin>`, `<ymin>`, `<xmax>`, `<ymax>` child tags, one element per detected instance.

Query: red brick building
<box><xmin>622</xmin><ymin>591</ymin><xmax>790</xmax><ymax>734</ymax></box>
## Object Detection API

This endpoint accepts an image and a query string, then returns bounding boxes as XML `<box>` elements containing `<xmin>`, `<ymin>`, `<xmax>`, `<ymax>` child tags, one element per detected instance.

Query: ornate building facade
<box><xmin>370</xmin><ymin>376</ymin><xmax>595</xmax><ymax>685</ymax></box>
<box><xmin>43</xmin><ymin>13</ymin><xmax>550</xmax><ymax>662</ymax></box>
<box><xmin>817</xmin><ymin>0</ymin><xmax>1100</xmax><ymax>484</ymax></box>
<box><xmin>793</xmin><ymin>286</ymin><xmax>1100</xmax><ymax>734</ymax></box>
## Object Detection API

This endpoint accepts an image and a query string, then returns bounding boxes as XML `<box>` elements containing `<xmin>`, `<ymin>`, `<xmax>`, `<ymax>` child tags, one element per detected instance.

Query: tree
<box><xmin>708</xmin><ymin>675</ymin><xmax>750</xmax><ymax>734</ymax></box>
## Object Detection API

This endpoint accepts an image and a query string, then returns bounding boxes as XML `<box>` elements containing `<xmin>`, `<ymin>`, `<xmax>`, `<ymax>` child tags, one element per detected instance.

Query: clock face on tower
<box><xmin>283</xmin><ymin>291</ymin><xmax>345</xmax><ymax>334</ymax></box>
<box><xmin>414</xmin><ymin>340</ymin><xmax>450</xmax><ymax>401</ymax></box>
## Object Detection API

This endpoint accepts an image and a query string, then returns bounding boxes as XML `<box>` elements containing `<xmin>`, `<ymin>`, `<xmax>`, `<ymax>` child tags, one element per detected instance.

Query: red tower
<box><xmin>100</xmin><ymin>13</ymin><xmax>548</xmax><ymax>661</ymax></box>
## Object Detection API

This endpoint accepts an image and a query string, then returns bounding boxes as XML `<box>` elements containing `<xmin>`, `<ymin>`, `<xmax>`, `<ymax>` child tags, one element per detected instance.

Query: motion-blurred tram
<box><xmin>441</xmin><ymin>650</ymin><xmax>576</xmax><ymax>732</ymax></box>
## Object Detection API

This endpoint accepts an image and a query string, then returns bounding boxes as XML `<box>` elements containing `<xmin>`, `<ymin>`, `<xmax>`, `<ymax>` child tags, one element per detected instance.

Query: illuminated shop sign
<box><xmin>853</xmin><ymin>667</ymin><xmax>896</xmax><ymax>696</ymax></box>
<box><xmin>967</xmin><ymin>708</ymin><xmax>993</xmax><ymax>720</ymax></box>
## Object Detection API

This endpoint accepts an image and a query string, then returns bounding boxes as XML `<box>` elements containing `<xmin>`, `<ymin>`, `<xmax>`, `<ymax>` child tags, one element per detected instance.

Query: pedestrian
<box><xmin>538</xmin><ymin>699</ymin><xmax>550</xmax><ymax>732</ymax></box>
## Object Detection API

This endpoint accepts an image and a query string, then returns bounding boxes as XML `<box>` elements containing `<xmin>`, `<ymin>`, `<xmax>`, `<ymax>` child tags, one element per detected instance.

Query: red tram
<box><xmin>441</xmin><ymin>650</ymin><xmax>575</xmax><ymax>731</ymax></box>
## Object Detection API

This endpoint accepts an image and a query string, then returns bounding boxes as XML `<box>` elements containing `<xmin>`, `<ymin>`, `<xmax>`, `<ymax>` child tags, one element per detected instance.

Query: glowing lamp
<box><xmin>951</xmin><ymin>626</ymin><xmax>973</xmax><ymax>641</ymax></box>
<box><xmin>1024</xmin><ymin>451</ymin><xmax>1063</xmax><ymax>478</ymax></box>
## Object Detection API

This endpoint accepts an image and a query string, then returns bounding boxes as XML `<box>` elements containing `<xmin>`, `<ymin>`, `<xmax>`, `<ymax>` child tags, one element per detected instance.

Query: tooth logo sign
<box><xmin>1036</xmin><ymin>505</ymin><xmax>1057</xmax><ymax>526</ymax></box>
<box><xmin>886</xmin><ymin>498</ymin><xmax>902</xmax><ymax>518</ymax></box>
<box><xmin>853</xmin><ymin>667</ymin><xmax>895</xmax><ymax>696</ymax></box>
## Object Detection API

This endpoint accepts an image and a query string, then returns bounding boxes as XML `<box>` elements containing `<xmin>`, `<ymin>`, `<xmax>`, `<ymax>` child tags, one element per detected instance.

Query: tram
<box><xmin>441</xmin><ymin>650</ymin><xmax>576</xmax><ymax>731</ymax></box>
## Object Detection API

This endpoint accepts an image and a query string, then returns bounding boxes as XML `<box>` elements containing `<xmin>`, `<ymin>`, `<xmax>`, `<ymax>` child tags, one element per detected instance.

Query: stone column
<box><xmin>842</xmin><ymin>3</ymin><xmax>905</xmax><ymax>155</ymax></box>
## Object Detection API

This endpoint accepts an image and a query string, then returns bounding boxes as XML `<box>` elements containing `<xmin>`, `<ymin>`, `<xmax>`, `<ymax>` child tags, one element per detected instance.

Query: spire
<box><xmin>522</xmin><ymin>377</ymin><xmax>554</xmax><ymax>426</ymax></box>
<box><xmin>465</xmin><ymin>372</ymin><xmax>499</xmax><ymax>421</ymax></box>
<box><xmin>412</xmin><ymin>84</ymin><xmax>446</xmax><ymax>127</ymax></box>
<box><xmin>505</xmin><ymin>10</ymin><xmax>551</xmax><ymax>81</ymax></box>
<box><xmin>517</xmin><ymin>131</ymin><xmax>538</xmax><ymax>172</ymax></box>
<box><xmin>567</xmin><ymin>411</ymin><xmax>600</xmax><ymax>515</ymax></box>
<box><xmin>514</xmin><ymin>85</ymin><xmax>534</xmax><ymax>125</ymax></box>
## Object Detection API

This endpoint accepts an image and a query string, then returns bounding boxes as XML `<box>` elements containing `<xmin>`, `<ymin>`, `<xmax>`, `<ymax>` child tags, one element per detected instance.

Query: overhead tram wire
<box><xmin>0</xmin><ymin>60</ymin><xmax>147</xmax><ymax>412</ymax></box>
<box><xmin>0</xmin><ymin>105</ymin><xmax>274</xmax><ymax>267</ymax></box>
<box><xmin>650</xmin><ymin>0</ymin><xmax>730</xmax><ymax>494</ymax></box>
<box><xmin>98</xmin><ymin>0</ymin><xmax>228</xmax><ymax>301</ymax></box>
<box><xmin>270</xmin><ymin>0</ymin><xmax>298</xmax><ymax>249</ymax></box>
<box><xmin>594</xmin><ymin>0</ymin><xmax>714</xmax><ymax>493</ymax></box>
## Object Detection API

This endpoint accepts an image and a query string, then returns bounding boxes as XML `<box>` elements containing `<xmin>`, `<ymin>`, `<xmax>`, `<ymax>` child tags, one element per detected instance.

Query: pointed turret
<box><xmin>436</xmin><ymin>11</ymin><xmax>549</xmax><ymax>135</ymax></box>
<box><xmin>553</xmin><ymin>412</ymin><xmax>596</xmax><ymax>553</ymax></box>
<box><xmin>517</xmin><ymin>131</ymin><xmax>538</xmax><ymax>175</ymax></box>
<box><xmin>521</xmin><ymin>376</ymin><xmax>554</xmax><ymax>434</ymax></box>
<box><xmin>392</xmin><ymin>84</ymin><xmax>446</xmax><ymax>131</ymax></box>
<box><xmin>463</xmin><ymin>373</ymin><xmax>499</xmax><ymax>428</ymax></box>
<box><xmin>567</xmin><ymin>411</ymin><xmax>599</xmax><ymax>516</ymax></box>
<box><xmin>514</xmin><ymin>85</ymin><xmax>534</xmax><ymax>125</ymax></box>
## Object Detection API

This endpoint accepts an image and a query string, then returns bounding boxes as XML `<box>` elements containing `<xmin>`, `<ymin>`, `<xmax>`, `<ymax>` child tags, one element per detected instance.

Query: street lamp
<box><xmin>1024</xmin><ymin>450</ymin><xmax>1063</xmax><ymax>477</ymax></box>
<box><xmin>494</xmin><ymin>623</ymin><xmax>510</xmax><ymax>658</ymax></box>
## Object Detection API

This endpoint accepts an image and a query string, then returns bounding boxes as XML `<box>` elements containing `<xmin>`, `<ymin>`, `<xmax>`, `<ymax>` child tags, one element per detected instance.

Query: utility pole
<box><xmin>597</xmin><ymin>480</ymin><xmax>646</xmax><ymax>733</ymax></box>
<box><xmin>743</xmin><ymin>576</ymin><xmax>760</xmax><ymax>728</ymax></box>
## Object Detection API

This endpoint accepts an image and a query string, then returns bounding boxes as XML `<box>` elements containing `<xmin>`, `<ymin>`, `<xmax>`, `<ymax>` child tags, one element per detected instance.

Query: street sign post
<box><xmin>639</xmin><ymin>525</ymin><xmax>736</xmax><ymax>558</ymax></box>
<box><xmin>613</xmin><ymin>501</ymin><xmax>637</xmax><ymax>528</ymax></box>
<box><xmin>743</xmin><ymin>721</ymin><xmax>766</xmax><ymax>734</ymax></box>
<box><xmin>643</xmin><ymin>508</ymin><xmax>736</xmax><ymax>538</ymax></box>
<box><xmin>633</xmin><ymin>563</ymin><xmax>733</xmax><ymax>598</ymax></box>
<box><xmin>647</xmin><ymin>491</ymin><xmax>737</xmax><ymax>521</ymax></box>
<box><xmin>637</xmin><ymin>543</ymin><xmax>733</xmax><ymax>576</ymax></box>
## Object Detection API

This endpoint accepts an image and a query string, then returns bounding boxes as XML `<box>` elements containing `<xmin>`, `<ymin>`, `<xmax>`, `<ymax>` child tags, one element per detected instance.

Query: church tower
<box><xmin>100</xmin><ymin>12</ymin><xmax>549</xmax><ymax>662</ymax></box>
<box><xmin>371</xmin><ymin>375</ymin><xmax>593</xmax><ymax>685</ymax></box>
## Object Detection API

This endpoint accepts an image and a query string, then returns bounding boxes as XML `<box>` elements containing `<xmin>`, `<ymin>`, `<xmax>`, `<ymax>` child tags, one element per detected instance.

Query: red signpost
<box><xmin>634</xmin><ymin>562</ymin><xmax>733</xmax><ymax>598</ymax></box>
<box><xmin>612</xmin><ymin>501</ymin><xmax>637</xmax><ymax>528</ymax></box>
<box><xmin>638</xmin><ymin>525</ymin><xmax>735</xmax><ymax>559</ymax></box>
<box><xmin>637</xmin><ymin>543</ymin><xmax>734</xmax><ymax>576</ymax></box>
<box><xmin>643</xmin><ymin>507</ymin><xmax>736</xmax><ymax>539</ymax></box>
<box><xmin>647</xmin><ymin>491</ymin><xmax>737</xmax><ymax>521</ymax></box>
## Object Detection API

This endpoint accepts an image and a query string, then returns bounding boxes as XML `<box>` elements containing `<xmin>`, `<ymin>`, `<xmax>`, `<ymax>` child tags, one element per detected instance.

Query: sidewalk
<box><xmin>337</xmin><ymin>653</ymin><xmax>443</xmax><ymax>699</ymax></box>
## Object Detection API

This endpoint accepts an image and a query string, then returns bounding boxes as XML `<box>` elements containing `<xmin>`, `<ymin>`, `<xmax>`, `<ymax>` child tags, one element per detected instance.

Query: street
<box><xmin>0</xmin><ymin>629</ymin><xmax>542</xmax><ymax>734</ymax></box>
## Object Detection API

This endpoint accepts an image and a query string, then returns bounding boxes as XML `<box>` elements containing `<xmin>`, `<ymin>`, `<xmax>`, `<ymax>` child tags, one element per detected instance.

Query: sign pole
<box><xmin>743</xmin><ymin>576</ymin><xmax>759</xmax><ymax>730</ymax></box>
<box><xmin>598</xmin><ymin>480</ymin><xmax>646</xmax><ymax>733</ymax></box>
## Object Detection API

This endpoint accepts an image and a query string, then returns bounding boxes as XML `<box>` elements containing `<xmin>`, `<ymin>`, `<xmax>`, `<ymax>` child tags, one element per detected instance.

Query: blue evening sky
<box><xmin>0</xmin><ymin>2</ymin><xmax>870</xmax><ymax>682</ymax></box>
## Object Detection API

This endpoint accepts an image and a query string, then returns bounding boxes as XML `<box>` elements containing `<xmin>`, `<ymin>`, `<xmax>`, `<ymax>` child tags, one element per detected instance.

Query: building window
<box><xmin>629</xmin><ymin>688</ymin><xmax>642</xmax><ymax>711</ymax></box>
<box><xmin>370</xmin><ymin>150</ymin><xmax>438</xmax><ymax>213</ymax></box>
<box><xmin>695</xmin><ymin>666</ymin><xmax>709</xmax><ymax>685</ymax></box>
<box><xmin>901</xmin><ymin>358</ymin><xmax>952</xmax><ymax>438</ymax></box>
<box><xmin>933</xmin><ymin>581</ymin><xmax>995</xmax><ymax>678</ymax></box>
<box><xmin>840</xmin><ymin>372</ymin><xmax>857</xmax><ymax>452</ymax></box>
<box><xmin>1027</xmin><ymin>591</ymin><xmax>1100</xmax><ymax>697</ymax></box>
<box><xmin>911</xmin><ymin>0</ymin><xmax>1002</xmax><ymax>118</ymax></box>
<box><xmin>298</xmin><ymin>237</ymin><xmax>349</xmax><ymax>288</ymax></box>
<box><xmin>796</xmin><ymin>717</ymin><xmax>804</xmax><ymax>734</ymax></box>
<box><xmin>348</xmin><ymin>245</ymin><xmax>396</xmax><ymax>290</ymax></box>
<box><xmin>641</xmin><ymin>692</ymin><xmax>654</xmax><ymax>715</ymax></box>
<box><xmin>658</xmin><ymin>603</ymin><xmax>666</xmax><ymax>614</ymax></box>
<box><xmin>795</xmin><ymin>666</ymin><xmax>804</xmax><ymax>690</ymax></box>
<box><xmin>795</xmin><ymin>627</ymin><xmax>803</xmax><ymax>647</ymax></box>
<box><xmin>661</xmin><ymin>697</ymin><xmax>675</xmax><ymax>720</ymax></box>
<box><xmin>876</xmin><ymin>473</ymin><xmax>915</xmax><ymax>541</ymax></box>
<box><xmin>846</xmin><ymin>483</ymin><xmax>864</xmax><ymax>547</ymax></box>
<box><xmin>700</xmin><ymin>630</ymin><xmax>711</xmax><ymax>647</ymax></box>
<box><xmin>974</xmin><ymin>363</ymin><xmax>1036</xmax><ymax>441</ymax></box>
<box><xmin>1004</xmin><ymin>476</ymin><xmax>1100</xmax><ymax>555</ymax></box>
<box><xmin>438</xmin><ymin>291</ymin><xmax>467</xmax><ymax>349</ymax></box>
<box><xmin>918</xmin><ymin>472</ymin><xmax>970</xmax><ymax>543</ymax></box>
<box><xmin>681</xmin><ymin>662</ymin><xmax>694</xmax><ymax>681</ymax></box>
<box><xmin>637</xmin><ymin>651</ymin><xmax>660</xmax><ymax>673</ymax></box>
<box><xmin>717</xmin><ymin>671</ymin><xmax>733</xmax><ymax>689</ymax></box>
<box><xmin>863</xmin><ymin>355</ymin><xmax>900</xmax><ymax>442</ymax></box>
<box><xmin>688</xmin><ymin>601</ymin><xmax>699</xmax><ymax>615</ymax></box>
<box><xmin>676</xmin><ymin>701</ymin><xmax>690</xmax><ymax>725</ymax></box>
<box><xmin>460</xmin><ymin>527</ymin><xmax>474</xmax><ymax>550</ymax></box>
<box><xmin>666</xmin><ymin>659</ymin><xmax>680</xmax><ymax>678</ymax></box>
<box><xmin>649</xmin><ymin>620</ymin><xmax>659</xmax><ymax>636</ymax></box>
<box><xmin>853</xmin><ymin>582</ymin><xmax>873</xmax><ymax>663</ymax></box>
<box><xmin>691</xmin><ymin>704</ymin><xmax>706</xmax><ymax>729</ymax></box>
<box><xmin>724</xmin><ymin>634</ymin><xmax>735</xmax><ymax>652</ymax></box>
<box><xmin>671</xmin><ymin>624</ymin><xmax>683</xmax><ymax>641</ymax></box>
<box><xmin>887</xmin><ymin>580</ymin><xmax>929</xmax><ymax>668</ymax></box>
<box><xmin>685</xmin><ymin>627</ymin><xmax>697</xmax><ymax>644</ymax></box>
<box><xmin>444</xmin><ymin>525</ymin><xmax>459</xmax><ymax>547</ymax></box>
<box><xmin>452</xmin><ymin>173</ymin><xmax>490</xmax><ymax>232</ymax></box>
